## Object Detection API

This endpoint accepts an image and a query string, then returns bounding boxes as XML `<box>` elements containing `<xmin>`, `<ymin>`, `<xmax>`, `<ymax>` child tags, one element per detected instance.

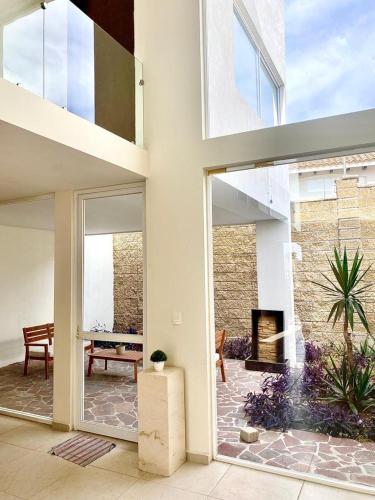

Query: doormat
<box><xmin>49</xmin><ymin>434</ymin><xmax>116</xmax><ymax>467</ymax></box>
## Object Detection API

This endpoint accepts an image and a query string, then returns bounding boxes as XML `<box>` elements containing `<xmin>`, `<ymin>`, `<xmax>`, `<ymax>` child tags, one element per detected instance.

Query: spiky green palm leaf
<box><xmin>312</xmin><ymin>247</ymin><xmax>372</xmax><ymax>333</ymax></box>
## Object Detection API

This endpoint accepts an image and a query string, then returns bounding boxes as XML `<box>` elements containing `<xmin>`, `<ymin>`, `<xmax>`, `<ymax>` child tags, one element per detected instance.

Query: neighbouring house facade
<box><xmin>0</xmin><ymin>0</ymin><xmax>375</xmax><ymax>494</ymax></box>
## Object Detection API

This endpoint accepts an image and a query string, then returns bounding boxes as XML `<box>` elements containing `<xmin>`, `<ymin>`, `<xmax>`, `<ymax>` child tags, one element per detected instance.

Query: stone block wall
<box><xmin>113</xmin><ymin>232</ymin><xmax>143</xmax><ymax>334</ymax></box>
<box><xmin>211</xmin><ymin>178</ymin><xmax>375</xmax><ymax>346</ymax></box>
<box><xmin>292</xmin><ymin>178</ymin><xmax>375</xmax><ymax>345</ymax></box>
<box><xmin>111</xmin><ymin>178</ymin><xmax>375</xmax><ymax>346</ymax></box>
<box><xmin>213</xmin><ymin>225</ymin><xmax>258</xmax><ymax>338</ymax></box>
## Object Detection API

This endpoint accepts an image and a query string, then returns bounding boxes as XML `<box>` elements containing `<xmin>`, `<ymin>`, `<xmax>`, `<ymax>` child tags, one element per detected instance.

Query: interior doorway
<box><xmin>76</xmin><ymin>185</ymin><xmax>145</xmax><ymax>441</ymax></box>
<box><xmin>0</xmin><ymin>196</ymin><xmax>55</xmax><ymax>422</ymax></box>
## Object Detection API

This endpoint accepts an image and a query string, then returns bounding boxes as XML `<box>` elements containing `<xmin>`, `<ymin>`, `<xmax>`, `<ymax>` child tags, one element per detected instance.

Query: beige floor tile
<box><xmin>0</xmin><ymin>421</ymin><xmax>78</xmax><ymax>452</ymax></box>
<box><xmin>210</xmin><ymin>465</ymin><xmax>303</xmax><ymax>500</ymax></box>
<box><xmin>0</xmin><ymin>415</ymin><xmax>25</xmax><ymax>435</ymax></box>
<box><xmin>0</xmin><ymin>493</ymin><xmax>21</xmax><ymax>500</ymax></box>
<box><xmin>31</xmin><ymin>466</ymin><xmax>137</xmax><ymax>500</ymax></box>
<box><xmin>0</xmin><ymin>450</ymin><xmax>76</xmax><ymax>499</ymax></box>
<box><xmin>299</xmin><ymin>482</ymin><xmax>374</xmax><ymax>500</ymax></box>
<box><xmin>150</xmin><ymin>461</ymin><xmax>229</xmax><ymax>495</ymax></box>
<box><xmin>0</xmin><ymin>441</ymin><xmax>30</xmax><ymax>466</ymax></box>
<box><xmin>120</xmin><ymin>479</ymin><xmax>208</xmax><ymax>499</ymax></box>
<box><xmin>89</xmin><ymin>445</ymin><xmax>147</xmax><ymax>478</ymax></box>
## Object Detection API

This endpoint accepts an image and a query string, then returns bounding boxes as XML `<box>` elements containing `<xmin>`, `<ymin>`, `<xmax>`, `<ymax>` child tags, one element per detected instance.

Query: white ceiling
<box><xmin>0</xmin><ymin>0</ymin><xmax>46</xmax><ymax>25</ymax></box>
<box><xmin>0</xmin><ymin>194</ymin><xmax>143</xmax><ymax>234</ymax></box>
<box><xmin>0</xmin><ymin>119</ymin><xmax>144</xmax><ymax>202</ymax></box>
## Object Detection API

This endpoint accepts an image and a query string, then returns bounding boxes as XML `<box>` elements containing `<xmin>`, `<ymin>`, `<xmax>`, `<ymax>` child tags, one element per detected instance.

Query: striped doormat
<box><xmin>49</xmin><ymin>434</ymin><xmax>116</xmax><ymax>467</ymax></box>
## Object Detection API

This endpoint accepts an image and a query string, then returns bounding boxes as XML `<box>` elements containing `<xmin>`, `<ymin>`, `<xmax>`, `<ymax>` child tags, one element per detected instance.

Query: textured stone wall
<box><xmin>211</xmin><ymin>178</ymin><xmax>375</xmax><ymax>346</ymax></box>
<box><xmin>258</xmin><ymin>314</ymin><xmax>278</xmax><ymax>362</ymax></box>
<box><xmin>112</xmin><ymin>180</ymin><xmax>375</xmax><ymax>345</ymax></box>
<box><xmin>213</xmin><ymin>225</ymin><xmax>258</xmax><ymax>338</ymax></box>
<box><xmin>113</xmin><ymin>232</ymin><xmax>143</xmax><ymax>334</ymax></box>
<box><xmin>292</xmin><ymin>178</ymin><xmax>375</xmax><ymax>345</ymax></box>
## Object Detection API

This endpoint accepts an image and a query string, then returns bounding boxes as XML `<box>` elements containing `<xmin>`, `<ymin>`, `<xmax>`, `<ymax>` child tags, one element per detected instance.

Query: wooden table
<box><xmin>87</xmin><ymin>349</ymin><xmax>143</xmax><ymax>383</ymax></box>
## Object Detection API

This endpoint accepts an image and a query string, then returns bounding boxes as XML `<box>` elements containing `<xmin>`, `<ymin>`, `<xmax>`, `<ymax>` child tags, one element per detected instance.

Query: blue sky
<box><xmin>285</xmin><ymin>0</ymin><xmax>375</xmax><ymax>123</ymax></box>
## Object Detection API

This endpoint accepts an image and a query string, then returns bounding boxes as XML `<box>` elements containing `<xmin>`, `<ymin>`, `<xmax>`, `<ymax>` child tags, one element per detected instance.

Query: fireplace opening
<box><xmin>245</xmin><ymin>309</ymin><xmax>286</xmax><ymax>373</ymax></box>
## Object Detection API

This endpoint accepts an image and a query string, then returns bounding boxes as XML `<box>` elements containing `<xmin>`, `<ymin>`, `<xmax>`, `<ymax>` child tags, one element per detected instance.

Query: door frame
<box><xmin>74</xmin><ymin>183</ymin><xmax>147</xmax><ymax>442</ymax></box>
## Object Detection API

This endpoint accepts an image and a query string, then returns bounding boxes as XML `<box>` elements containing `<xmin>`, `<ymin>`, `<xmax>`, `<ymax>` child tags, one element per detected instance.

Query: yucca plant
<box><xmin>312</xmin><ymin>247</ymin><xmax>372</xmax><ymax>370</ymax></box>
<box><xmin>323</xmin><ymin>356</ymin><xmax>375</xmax><ymax>413</ymax></box>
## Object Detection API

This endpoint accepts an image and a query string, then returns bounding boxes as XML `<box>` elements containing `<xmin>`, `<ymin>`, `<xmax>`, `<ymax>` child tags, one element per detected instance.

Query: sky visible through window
<box><xmin>285</xmin><ymin>0</ymin><xmax>375</xmax><ymax>123</ymax></box>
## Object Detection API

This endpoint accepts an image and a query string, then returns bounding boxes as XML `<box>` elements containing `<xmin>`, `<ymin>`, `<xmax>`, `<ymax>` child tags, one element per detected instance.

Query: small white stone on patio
<box><xmin>240</xmin><ymin>426</ymin><xmax>259</xmax><ymax>443</ymax></box>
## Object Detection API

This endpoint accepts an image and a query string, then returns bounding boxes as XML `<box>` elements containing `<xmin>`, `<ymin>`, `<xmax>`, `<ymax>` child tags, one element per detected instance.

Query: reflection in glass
<box><xmin>2</xmin><ymin>0</ymin><xmax>141</xmax><ymax>143</ymax></box>
<box><xmin>3</xmin><ymin>8</ymin><xmax>43</xmax><ymax>96</ymax></box>
<box><xmin>260</xmin><ymin>62</ymin><xmax>278</xmax><ymax>127</ymax></box>
<box><xmin>234</xmin><ymin>12</ymin><xmax>258</xmax><ymax>113</ymax></box>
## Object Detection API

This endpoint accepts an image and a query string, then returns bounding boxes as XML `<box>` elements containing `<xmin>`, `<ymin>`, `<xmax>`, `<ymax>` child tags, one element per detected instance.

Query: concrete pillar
<box><xmin>255</xmin><ymin>218</ymin><xmax>296</xmax><ymax>365</ymax></box>
<box><xmin>53</xmin><ymin>191</ymin><xmax>75</xmax><ymax>430</ymax></box>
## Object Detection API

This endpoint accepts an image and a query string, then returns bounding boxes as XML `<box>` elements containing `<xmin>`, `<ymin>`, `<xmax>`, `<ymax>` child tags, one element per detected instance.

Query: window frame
<box><xmin>233</xmin><ymin>7</ymin><xmax>281</xmax><ymax>127</ymax></box>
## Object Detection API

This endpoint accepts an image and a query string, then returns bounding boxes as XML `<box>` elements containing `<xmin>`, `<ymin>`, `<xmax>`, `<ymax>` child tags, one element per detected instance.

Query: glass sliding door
<box><xmin>76</xmin><ymin>186</ymin><xmax>145</xmax><ymax>441</ymax></box>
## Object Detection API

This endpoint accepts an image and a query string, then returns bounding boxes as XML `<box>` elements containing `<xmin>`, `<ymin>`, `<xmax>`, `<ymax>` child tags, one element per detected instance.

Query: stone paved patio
<box><xmin>0</xmin><ymin>357</ymin><xmax>139</xmax><ymax>432</ymax></box>
<box><xmin>217</xmin><ymin>358</ymin><xmax>375</xmax><ymax>488</ymax></box>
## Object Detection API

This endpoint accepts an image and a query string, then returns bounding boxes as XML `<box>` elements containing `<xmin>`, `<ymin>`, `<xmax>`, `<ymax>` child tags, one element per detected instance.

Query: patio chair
<box><xmin>23</xmin><ymin>323</ymin><xmax>54</xmax><ymax>379</ymax></box>
<box><xmin>23</xmin><ymin>323</ymin><xmax>94</xmax><ymax>379</ymax></box>
<box><xmin>215</xmin><ymin>329</ymin><xmax>226</xmax><ymax>382</ymax></box>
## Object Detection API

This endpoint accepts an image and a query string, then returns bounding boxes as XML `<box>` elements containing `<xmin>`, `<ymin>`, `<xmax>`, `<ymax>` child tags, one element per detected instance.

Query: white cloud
<box><xmin>285</xmin><ymin>0</ymin><xmax>375</xmax><ymax>122</ymax></box>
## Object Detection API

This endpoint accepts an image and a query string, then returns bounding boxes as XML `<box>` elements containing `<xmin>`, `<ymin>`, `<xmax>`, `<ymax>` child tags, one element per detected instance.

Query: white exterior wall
<box><xmin>205</xmin><ymin>0</ymin><xmax>285</xmax><ymax>137</ymax></box>
<box><xmin>256</xmin><ymin>219</ymin><xmax>296</xmax><ymax>365</ymax></box>
<box><xmin>83</xmin><ymin>234</ymin><xmax>114</xmax><ymax>332</ymax></box>
<box><xmin>0</xmin><ymin>224</ymin><xmax>54</xmax><ymax>367</ymax></box>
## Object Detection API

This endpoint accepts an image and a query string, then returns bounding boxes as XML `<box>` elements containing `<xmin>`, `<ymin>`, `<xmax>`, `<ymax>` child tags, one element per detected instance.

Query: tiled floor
<box><xmin>1</xmin><ymin>358</ymin><xmax>374</xmax><ymax>492</ymax></box>
<box><xmin>0</xmin><ymin>359</ymin><xmax>138</xmax><ymax>430</ymax></box>
<box><xmin>0</xmin><ymin>414</ymin><xmax>373</xmax><ymax>500</ymax></box>
<box><xmin>217</xmin><ymin>359</ymin><xmax>375</xmax><ymax>488</ymax></box>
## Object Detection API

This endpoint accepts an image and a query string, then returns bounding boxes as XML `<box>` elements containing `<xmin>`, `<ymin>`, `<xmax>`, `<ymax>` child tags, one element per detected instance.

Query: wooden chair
<box><xmin>23</xmin><ymin>323</ymin><xmax>94</xmax><ymax>379</ymax></box>
<box><xmin>23</xmin><ymin>323</ymin><xmax>54</xmax><ymax>379</ymax></box>
<box><xmin>215</xmin><ymin>329</ymin><xmax>226</xmax><ymax>382</ymax></box>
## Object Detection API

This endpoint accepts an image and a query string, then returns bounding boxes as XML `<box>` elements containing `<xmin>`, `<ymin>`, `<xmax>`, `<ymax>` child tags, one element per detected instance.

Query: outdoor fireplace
<box><xmin>245</xmin><ymin>309</ymin><xmax>286</xmax><ymax>373</ymax></box>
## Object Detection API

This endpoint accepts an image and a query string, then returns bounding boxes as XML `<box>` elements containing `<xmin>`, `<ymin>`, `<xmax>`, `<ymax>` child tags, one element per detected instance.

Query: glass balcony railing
<box><xmin>1</xmin><ymin>0</ymin><xmax>143</xmax><ymax>146</ymax></box>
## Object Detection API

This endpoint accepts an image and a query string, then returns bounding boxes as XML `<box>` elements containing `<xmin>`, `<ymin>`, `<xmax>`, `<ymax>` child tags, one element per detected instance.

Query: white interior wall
<box><xmin>83</xmin><ymin>234</ymin><xmax>114</xmax><ymax>332</ymax></box>
<box><xmin>0</xmin><ymin>224</ymin><xmax>54</xmax><ymax>367</ymax></box>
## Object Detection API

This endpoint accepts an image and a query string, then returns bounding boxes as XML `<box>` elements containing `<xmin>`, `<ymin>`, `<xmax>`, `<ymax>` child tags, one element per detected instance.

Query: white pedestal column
<box><xmin>138</xmin><ymin>367</ymin><xmax>186</xmax><ymax>476</ymax></box>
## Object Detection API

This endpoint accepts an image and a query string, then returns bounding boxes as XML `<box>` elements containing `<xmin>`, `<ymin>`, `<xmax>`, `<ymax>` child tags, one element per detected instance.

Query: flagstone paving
<box><xmin>1</xmin><ymin>356</ymin><xmax>374</xmax><ymax>489</ymax></box>
<box><xmin>0</xmin><ymin>357</ymin><xmax>139</xmax><ymax>431</ymax></box>
<box><xmin>216</xmin><ymin>358</ymin><xmax>375</xmax><ymax>489</ymax></box>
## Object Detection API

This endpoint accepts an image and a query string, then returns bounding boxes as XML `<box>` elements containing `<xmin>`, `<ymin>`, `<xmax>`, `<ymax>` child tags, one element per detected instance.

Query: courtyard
<box><xmin>216</xmin><ymin>359</ymin><xmax>375</xmax><ymax>488</ymax></box>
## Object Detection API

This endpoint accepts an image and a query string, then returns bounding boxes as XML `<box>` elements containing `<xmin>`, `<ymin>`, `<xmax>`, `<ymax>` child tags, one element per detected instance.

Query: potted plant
<box><xmin>116</xmin><ymin>343</ymin><xmax>125</xmax><ymax>355</ymax></box>
<box><xmin>150</xmin><ymin>350</ymin><xmax>167</xmax><ymax>371</ymax></box>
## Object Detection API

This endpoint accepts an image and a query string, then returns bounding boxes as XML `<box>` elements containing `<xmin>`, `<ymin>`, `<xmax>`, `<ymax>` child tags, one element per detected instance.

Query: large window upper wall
<box><xmin>233</xmin><ymin>11</ymin><xmax>279</xmax><ymax>127</ymax></box>
<box><xmin>205</xmin><ymin>0</ymin><xmax>375</xmax><ymax>137</ymax></box>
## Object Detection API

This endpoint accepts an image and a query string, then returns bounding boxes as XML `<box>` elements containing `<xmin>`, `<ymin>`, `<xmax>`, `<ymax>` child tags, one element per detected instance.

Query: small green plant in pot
<box><xmin>150</xmin><ymin>350</ymin><xmax>167</xmax><ymax>371</ymax></box>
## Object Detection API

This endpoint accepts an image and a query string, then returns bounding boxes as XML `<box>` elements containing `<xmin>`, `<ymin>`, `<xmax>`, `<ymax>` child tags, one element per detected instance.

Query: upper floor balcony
<box><xmin>0</xmin><ymin>0</ymin><xmax>143</xmax><ymax>146</ymax></box>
